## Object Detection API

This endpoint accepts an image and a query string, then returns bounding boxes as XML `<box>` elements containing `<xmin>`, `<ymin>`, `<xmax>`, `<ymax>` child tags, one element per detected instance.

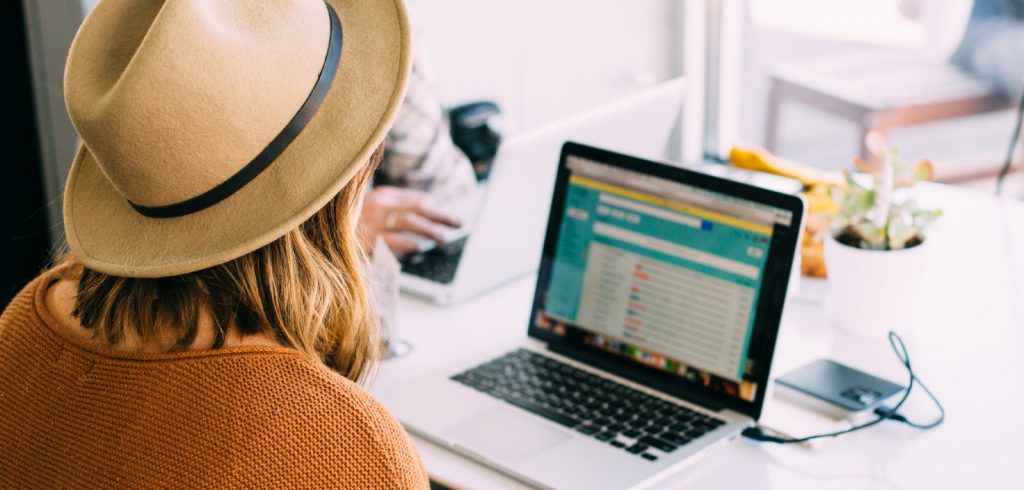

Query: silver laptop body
<box><xmin>382</xmin><ymin>143</ymin><xmax>804</xmax><ymax>489</ymax></box>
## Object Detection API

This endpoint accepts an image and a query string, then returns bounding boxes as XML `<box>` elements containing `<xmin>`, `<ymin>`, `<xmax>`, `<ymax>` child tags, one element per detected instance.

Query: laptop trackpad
<box><xmin>441</xmin><ymin>406</ymin><xmax>572</xmax><ymax>464</ymax></box>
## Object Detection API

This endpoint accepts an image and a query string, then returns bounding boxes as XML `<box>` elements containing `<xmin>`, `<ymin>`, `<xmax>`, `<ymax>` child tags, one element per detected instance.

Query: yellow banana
<box><xmin>728</xmin><ymin>146</ymin><xmax>843</xmax><ymax>188</ymax></box>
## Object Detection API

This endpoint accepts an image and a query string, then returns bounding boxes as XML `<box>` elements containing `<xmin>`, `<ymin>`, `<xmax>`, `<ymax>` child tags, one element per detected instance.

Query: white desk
<box><xmin>373</xmin><ymin>183</ymin><xmax>1024</xmax><ymax>489</ymax></box>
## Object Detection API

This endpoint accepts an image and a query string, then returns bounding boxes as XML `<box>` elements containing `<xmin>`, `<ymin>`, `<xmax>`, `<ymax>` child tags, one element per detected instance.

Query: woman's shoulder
<box><xmin>159</xmin><ymin>349</ymin><xmax>391</xmax><ymax>431</ymax></box>
<box><xmin>176</xmin><ymin>353</ymin><xmax>429</xmax><ymax>488</ymax></box>
<box><xmin>223</xmin><ymin>352</ymin><xmax>398</xmax><ymax>428</ymax></box>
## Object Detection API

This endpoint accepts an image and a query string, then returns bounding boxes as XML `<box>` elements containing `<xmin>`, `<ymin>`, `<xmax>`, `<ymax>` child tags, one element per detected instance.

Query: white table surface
<box><xmin>372</xmin><ymin>183</ymin><xmax>1024</xmax><ymax>490</ymax></box>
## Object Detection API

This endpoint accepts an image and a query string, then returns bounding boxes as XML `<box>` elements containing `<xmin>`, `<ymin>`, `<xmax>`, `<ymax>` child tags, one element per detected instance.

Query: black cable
<box><xmin>742</xmin><ymin>331</ymin><xmax>944</xmax><ymax>444</ymax></box>
<box><xmin>877</xmin><ymin>367</ymin><xmax>945</xmax><ymax>430</ymax></box>
<box><xmin>873</xmin><ymin>331</ymin><xmax>945</xmax><ymax>430</ymax></box>
<box><xmin>995</xmin><ymin>86</ymin><xmax>1024</xmax><ymax>196</ymax></box>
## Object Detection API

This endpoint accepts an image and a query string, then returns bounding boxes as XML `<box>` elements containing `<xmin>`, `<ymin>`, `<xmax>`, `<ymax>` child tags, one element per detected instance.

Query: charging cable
<box><xmin>742</xmin><ymin>331</ymin><xmax>945</xmax><ymax>444</ymax></box>
<box><xmin>996</xmin><ymin>85</ymin><xmax>1024</xmax><ymax>196</ymax></box>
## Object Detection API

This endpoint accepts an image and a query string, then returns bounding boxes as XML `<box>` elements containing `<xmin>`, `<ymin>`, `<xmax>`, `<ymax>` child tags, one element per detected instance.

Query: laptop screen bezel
<box><xmin>527</xmin><ymin>142</ymin><xmax>804</xmax><ymax>420</ymax></box>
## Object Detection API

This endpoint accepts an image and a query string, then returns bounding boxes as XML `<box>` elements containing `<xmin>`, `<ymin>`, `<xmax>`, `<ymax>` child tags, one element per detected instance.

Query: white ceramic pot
<box><xmin>824</xmin><ymin>234</ymin><xmax>930</xmax><ymax>339</ymax></box>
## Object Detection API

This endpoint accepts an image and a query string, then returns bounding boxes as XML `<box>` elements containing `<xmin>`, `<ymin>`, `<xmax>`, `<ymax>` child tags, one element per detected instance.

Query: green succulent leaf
<box><xmin>912</xmin><ymin>208</ymin><xmax>943</xmax><ymax>227</ymax></box>
<box><xmin>843</xmin><ymin>171</ymin><xmax>860</xmax><ymax>189</ymax></box>
<box><xmin>887</xmin><ymin>215</ymin><xmax>916</xmax><ymax>250</ymax></box>
<box><xmin>852</xmin><ymin>221</ymin><xmax>885</xmax><ymax>249</ymax></box>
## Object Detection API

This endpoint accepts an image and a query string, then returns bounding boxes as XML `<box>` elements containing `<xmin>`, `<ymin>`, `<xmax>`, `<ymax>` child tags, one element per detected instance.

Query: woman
<box><xmin>0</xmin><ymin>0</ymin><xmax>428</xmax><ymax>487</ymax></box>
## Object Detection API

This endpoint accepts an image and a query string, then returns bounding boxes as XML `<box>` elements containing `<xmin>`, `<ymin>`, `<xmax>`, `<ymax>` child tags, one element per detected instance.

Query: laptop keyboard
<box><xmin>450</xmin><ymin>349</ymin><xmax>726</xmax><ymax>462</ymax></box>
<box><xmin>400</xmin><ymin>236</ymin><xmax>469</xmax><ymax>285</ymax></box>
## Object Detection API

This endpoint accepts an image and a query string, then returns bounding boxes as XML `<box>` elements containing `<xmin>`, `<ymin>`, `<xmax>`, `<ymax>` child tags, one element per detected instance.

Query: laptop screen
<box><xmin>530</xmin><ymin>144</ymin><xmax>802</xmax><ymax>418</ymax></box>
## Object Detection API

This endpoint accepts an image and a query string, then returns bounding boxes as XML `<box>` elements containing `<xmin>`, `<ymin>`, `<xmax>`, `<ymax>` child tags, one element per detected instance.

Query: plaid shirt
<box><xmin>378</xmin><ymin>64</ymin><xmax>477</xmax><ymax>203</ymax></box>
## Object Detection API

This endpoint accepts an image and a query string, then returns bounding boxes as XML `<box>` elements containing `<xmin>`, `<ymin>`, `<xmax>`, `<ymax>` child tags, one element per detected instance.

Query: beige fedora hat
<box><xmin>62</xmin><ymin>0</ymin><xmax>411</xmax><ymax>278</ymax></box>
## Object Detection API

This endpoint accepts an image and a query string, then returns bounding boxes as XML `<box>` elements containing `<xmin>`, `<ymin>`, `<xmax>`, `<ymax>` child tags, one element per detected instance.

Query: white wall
<box><xmin>406</xmin><ymin>0</ymin><xmax>680</xmax><ymax>133</ymax></box>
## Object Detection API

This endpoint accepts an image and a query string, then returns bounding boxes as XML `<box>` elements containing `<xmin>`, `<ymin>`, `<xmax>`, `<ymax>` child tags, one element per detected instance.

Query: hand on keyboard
<box><xmin>360</xmin><ymin>186</ymin><xmax>463</xmax><ymax>255</ymax></box>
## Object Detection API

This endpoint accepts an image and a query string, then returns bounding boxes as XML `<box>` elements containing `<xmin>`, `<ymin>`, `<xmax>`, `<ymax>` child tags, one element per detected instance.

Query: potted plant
<box><xmin>825</xmin><ymin>131</ymin><xmax>941</xmax><ymax>337</ymax></box>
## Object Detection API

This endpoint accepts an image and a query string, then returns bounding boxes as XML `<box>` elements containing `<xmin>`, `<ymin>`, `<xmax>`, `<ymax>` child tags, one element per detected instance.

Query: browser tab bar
<box><xmin>568</xmin><ymin>156</ymin><xmax>792</xmax><ymax>227</ymax></box>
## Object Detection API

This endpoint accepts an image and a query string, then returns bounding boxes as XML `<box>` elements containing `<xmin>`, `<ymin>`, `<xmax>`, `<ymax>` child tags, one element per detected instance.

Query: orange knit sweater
<box><xmin>0</xmin><ymin>271</ymin><xmax>428</xmax><ymax>489</ymax></box>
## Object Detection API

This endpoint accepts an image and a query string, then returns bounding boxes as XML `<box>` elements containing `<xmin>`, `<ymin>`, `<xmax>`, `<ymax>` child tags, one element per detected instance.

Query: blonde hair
<box><xmin>59</xmin><ymin>145</ymin><xmax>384</xmax><ymax>383</ymax></box>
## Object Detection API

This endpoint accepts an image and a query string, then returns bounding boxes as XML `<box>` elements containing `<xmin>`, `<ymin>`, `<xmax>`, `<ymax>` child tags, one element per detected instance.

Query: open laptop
<box><xmin>398</xmin><ymin>79</ymin><xmax>684</xmax><ymax>305</ymax></box>
<box><xmin>383</xmin><ymin>143</ymin><xmax>805</xmax><ymax>489</ymax></box>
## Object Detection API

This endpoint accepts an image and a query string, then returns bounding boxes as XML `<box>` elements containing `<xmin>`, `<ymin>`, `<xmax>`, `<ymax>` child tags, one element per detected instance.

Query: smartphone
<box><xmin>775</xmin><ymin>359</ymin><xmax>905</xmax><ymax>418</ymax></box>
